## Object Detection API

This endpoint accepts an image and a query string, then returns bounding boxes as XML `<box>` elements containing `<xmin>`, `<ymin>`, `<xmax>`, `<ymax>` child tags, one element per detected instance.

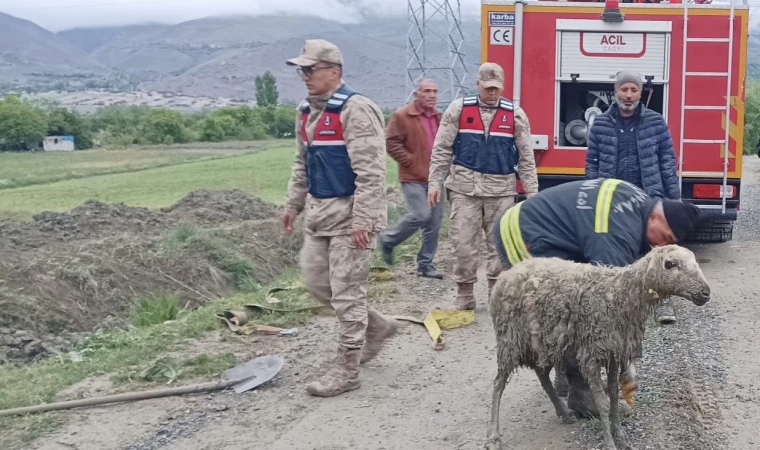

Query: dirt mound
<box><xmin>163</xmin><ymin>189</ymin><xmax>279</xmax><ymax>223</ymax></box>
<box><xmin>35</xmin><ymin>200</ymin><xmax>165</xmax><ymax>237</ymax></box>
<box><xmin>0</xmin><ymin>190</ymin><xmax>301</xmax><ymax>366</ymax></box>
<box><xmin>0</xmin><ymin>201</ymin><xmax>166</xmax><ymax>251</ymax></box>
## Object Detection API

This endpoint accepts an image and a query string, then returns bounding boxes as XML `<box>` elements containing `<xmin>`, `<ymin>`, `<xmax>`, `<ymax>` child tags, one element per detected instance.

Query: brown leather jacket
<box><xmin>386</xmin><ymin>101</ymin><xmax>441</xmax><ymax>184</ymax></box>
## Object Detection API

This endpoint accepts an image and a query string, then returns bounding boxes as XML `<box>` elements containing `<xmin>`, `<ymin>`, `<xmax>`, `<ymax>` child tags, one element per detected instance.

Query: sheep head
<box><xmin>642</xmin><ymin>245</ymin><xmax>710</xmax><ymax>306</ymax></box>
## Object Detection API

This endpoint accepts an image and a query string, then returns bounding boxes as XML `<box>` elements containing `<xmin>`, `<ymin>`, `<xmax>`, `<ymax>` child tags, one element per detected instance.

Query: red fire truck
<box><xmin>482</xmin><ymin>0</ymin><xmax>750</xmax><ymax>242</ymax></box>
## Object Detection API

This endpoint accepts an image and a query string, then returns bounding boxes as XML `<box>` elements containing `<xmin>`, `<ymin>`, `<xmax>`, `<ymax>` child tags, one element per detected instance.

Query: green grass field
<box><xmin>0</xmin><ymin>143</ymin><xmax>263</xmax><ymax>191</ymax></box>
<box><xmin>0</xmin><ymin>144</ymin><xmax>400</xmax><ymax>219</ymax></box>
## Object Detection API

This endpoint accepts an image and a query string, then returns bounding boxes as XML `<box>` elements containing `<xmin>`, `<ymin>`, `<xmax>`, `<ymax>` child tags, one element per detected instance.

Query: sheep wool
<box><xmin>484</xmin><ymin>245</ymin><xmax>711</xmax><ymax>450</ymax></box>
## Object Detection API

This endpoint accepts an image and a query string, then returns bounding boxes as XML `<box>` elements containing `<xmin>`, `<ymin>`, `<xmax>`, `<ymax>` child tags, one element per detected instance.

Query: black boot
<box><xmin>564</xmin><ymin>362</ymin><xmax>600</xmax><ymax>419</ymax></box>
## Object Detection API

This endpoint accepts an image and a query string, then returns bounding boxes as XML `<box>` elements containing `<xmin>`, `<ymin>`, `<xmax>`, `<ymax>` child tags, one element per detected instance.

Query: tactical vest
<box><xmin>452</xmin><ymin>95</ymin><xmax>518</xmax><ymax>175</ymax></box>
<box><xmin>300</xmin><ymin>85</ymin><xmax>358</xmax><ymax>199</ymax></box>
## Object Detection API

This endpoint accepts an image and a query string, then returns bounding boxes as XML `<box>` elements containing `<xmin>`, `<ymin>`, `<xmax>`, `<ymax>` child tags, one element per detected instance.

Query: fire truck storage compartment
<box><xmin>553</xmin><ymin>19</ymin><xmax>672</xmax><ymax>148</ymax></box>
<box><xmin>556</xmin><ymin>81</ymin><xmax>665</xmax><ymax>148</ymax></box>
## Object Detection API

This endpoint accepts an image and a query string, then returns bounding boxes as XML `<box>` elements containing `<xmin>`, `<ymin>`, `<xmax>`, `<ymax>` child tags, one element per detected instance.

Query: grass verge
<box><xmin>0</xmin><ymin>269</ymin><xmax>317</xmax><ymax>448</ymax></box>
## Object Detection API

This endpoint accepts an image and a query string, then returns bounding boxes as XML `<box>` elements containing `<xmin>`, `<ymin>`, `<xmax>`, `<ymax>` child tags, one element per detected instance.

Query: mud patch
<box><xmin>162</xmin><ymin>189</ymin><xmax>279</xmax><ymax>223</ymax></box>
<box><xmin>0</xmin><ymin>190</ymin><xmax>301</xmax><ymax>365</ymax></box>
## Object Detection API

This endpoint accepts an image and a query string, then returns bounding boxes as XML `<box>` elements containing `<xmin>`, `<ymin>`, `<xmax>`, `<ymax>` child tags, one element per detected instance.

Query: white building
<box><xmin>43</xmin><ymin>136</ymin><xmax>75</xmax><ymax>151</ymax></box>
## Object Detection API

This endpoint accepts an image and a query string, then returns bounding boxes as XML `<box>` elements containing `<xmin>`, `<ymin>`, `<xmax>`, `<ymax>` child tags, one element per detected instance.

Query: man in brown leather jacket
<box><xmin>380</xmin><ymin>79</ymin><xmax>445</xmax><ymax>279</ymax></box>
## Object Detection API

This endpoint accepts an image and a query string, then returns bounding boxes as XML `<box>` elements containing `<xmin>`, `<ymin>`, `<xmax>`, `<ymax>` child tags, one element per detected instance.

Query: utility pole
<box><xmin>406</xmin><ymin>0</ymin><xmax>468</xmax><ymax>108</ymax></box>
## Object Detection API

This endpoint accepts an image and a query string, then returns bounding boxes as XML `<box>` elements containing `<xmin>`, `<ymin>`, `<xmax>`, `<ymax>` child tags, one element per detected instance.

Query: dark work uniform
<box><xmin>494</xmin><ymin>178</ymin><xmax>657</xmax><ymax>269</ymax></box>
<box><xmin>493</xmin><ymin>177</ymin><xmax>658</xmax><ymax>418</ymax></box>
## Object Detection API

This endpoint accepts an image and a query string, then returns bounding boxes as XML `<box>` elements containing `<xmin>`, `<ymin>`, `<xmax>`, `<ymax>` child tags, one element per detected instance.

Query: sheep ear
<box><xmin>664</xmin><ymin>260</ymin><xmax>677</xmax><ymax>270</ymax></box>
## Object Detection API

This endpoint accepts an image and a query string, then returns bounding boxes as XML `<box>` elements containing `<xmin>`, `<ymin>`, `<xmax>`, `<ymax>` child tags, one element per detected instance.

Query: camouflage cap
<box><xmin>478</xmin><ymin>62</ymin><xmax>505</xmax><ymax>89</ymax></box>
<box><xmin>286</xmin><ymin>39</ymin><xmax>344</xmax><ymax>67</ymax></box>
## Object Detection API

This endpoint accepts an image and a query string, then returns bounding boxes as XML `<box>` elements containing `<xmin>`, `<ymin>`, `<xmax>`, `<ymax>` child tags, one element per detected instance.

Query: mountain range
<box><xmin>0</xmin><ymin>11</ymin><xmax>758</xmax><ymax>110</ymax></box>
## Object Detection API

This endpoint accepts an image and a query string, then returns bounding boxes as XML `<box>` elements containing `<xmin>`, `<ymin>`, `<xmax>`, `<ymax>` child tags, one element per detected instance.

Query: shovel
<box><xmin>0</xmin><ymin>355</ymin><xmax>285</xmax><ymax>417</ymax></box>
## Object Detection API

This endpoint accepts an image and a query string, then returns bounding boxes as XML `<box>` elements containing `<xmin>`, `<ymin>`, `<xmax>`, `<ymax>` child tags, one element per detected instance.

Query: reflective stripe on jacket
<box><xmin>495</xmin><ymin>178</ymin><xmax>657</xmax><ymax>268</ymax></box>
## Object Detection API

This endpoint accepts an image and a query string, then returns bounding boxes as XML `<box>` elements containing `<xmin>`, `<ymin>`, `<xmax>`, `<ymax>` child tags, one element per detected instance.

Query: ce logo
<box><xmin>491</xmin><ymin>27</ymin><xmax>513</xmax><ymax>44</ymax></box>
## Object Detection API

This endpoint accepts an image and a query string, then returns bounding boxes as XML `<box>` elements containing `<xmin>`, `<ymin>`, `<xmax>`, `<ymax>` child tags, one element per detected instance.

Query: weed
<box><xmin>61</xmin><ymin>262</ymin><xmax>99</xmax><ymax>292</ymax></box>
<box><xmin>182</xmin><ymin>353</ymin><xmax>238</xmax><ymax>378</ymax></box>
<box><xmin>112</xmin><ymin>353</ymin><xmax>237</xmax><ymax>385</ymax></box>
<box><xmin>251</xmin><ymin>268</ymin><xmax>319</xmax><ymax>327</ymax></box>
<box><xmin>161</xmin><ymin>224</ymin><xmax>257</xmax><ymax>289</ymax></box>
<box><xmin>132</xmin><ymin>292</ymin><xmax>182</xmax><ymax>327</ymax></box>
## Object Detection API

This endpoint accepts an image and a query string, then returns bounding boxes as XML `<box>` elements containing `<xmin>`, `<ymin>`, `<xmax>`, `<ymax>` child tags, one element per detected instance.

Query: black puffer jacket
<box><xmin>585</xmin><ymin>103</ymin><xmax>680</xmax><ymax>200</ymax></box>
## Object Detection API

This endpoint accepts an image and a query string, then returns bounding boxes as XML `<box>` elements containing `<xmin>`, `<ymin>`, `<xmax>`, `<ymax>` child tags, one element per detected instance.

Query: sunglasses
<box><xmin>296</xmin><ymin>66</ymin><xmax>335</xmax><ymax>77</ymax></box>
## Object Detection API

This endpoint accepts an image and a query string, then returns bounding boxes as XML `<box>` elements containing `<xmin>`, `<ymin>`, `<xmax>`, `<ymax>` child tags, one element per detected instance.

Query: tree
<box><xmin>141</xmin><ymin>109</ymin><xmax>189</xmax><ymax>145</ymax></box>
<box><xmin>268</xmin><ymin>107</ymin><xmax>297</xmax><ymax>138</ymax></box>
<box><xmin>200</xmin><ymin>115</ymin><xmax>238</xmax><ymax>142</ymax></box>
<box><xmin>0</xmin><ymin>96</ymin><xmax>48</xmax><ymax>151</ymax></box>
<box><xmin>743</xmin><ymin>79</ymin><xmax>760</xmax><ymax>155</ymax></box>
<box><xmin>255</xmin><ymin>71</ymin><xmax>279</xmax><ymax>107</ymax></box>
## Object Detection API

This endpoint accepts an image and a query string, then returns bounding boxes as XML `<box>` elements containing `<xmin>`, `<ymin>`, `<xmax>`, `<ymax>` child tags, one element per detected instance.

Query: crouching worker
<box><xmin>492</xmin><ymin>177</ymin><xmax>701</xmax><ymax>418</ymax></box>
<box><xmin>281</xmin><ymin>39</ymin><xmax>399</xmax><ymax>398</ymax></box>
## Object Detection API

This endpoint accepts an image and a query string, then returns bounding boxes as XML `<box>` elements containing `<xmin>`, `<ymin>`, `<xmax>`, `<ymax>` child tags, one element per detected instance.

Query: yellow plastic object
<box><xmin>422</xmin><ymin>310</ymin><xmax>475</xmax><ymax>350</ymax></box>
<box><xmin>621</xmin><ymin>380</ymin><xmax>637</xmax><ymax>408</ymax></box>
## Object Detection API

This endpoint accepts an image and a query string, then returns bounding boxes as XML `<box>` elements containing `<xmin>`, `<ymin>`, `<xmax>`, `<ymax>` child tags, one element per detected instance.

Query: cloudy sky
<box><xmin>0</xmin><ymin>0</ymin><xmax>755</xmax><ymax>32</ymax></box>
<box><xmin>0</xmin><ymin>0</ymin><xmax>479</xmax><ymax>31</ymax></box>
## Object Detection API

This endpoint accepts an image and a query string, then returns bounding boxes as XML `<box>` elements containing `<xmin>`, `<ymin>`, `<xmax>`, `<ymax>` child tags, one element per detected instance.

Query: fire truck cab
<box><xmin>482</xmin><ymin>0</ymin><xmax>750</xmax><ymax>242</ymax></box>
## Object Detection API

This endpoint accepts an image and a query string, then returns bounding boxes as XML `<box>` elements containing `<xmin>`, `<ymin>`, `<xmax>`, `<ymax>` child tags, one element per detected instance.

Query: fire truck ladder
<box><xmin>678</xmin><ymin>0</ymin><xmax>736</xmax><ymax>215</ymax></box>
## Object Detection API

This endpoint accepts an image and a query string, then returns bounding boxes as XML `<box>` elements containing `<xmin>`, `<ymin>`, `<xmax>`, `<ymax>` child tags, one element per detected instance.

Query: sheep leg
<box><xmin>484</xmin><ymin>364</ymin><xmax>512</xmax><ymax>450</ymax></box>
<box><xmin>608</xmin><ymin>361</ymin><xmax>634</xmax><ymax>450</ymax></box>
<box><xmin>583</xmin><ymin>364</ymin><xmax>616</xmax><ymax>450</ymax></box>
<box><xmin>534</xmin><ymin>367</ymin><xmax>576</xmax><ymax>424</ymax></box>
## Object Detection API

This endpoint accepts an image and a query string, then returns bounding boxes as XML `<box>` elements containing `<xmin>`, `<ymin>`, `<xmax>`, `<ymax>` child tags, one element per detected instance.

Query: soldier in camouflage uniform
<box><xmin>281</xmin><ymin>39</ymin><xmax>400</xmax><ymax>397</ymax></box>
<box><xmin>428</xmin><ymin>62</ymin><xmax>539</xmax><ymax>310</ymax></box>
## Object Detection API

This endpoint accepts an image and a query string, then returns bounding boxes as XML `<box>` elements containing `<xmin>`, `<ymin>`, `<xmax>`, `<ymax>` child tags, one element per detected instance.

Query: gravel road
<box><xmin>27</xmin><ymin>156</ymin><xmax>760</xmax><ymax>450</ymax></box>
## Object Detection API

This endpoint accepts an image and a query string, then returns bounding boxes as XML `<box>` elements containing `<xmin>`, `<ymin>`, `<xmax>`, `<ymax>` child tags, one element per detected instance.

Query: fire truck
<box><xmin>482</xmin><ymin>0</ymin><xmax>750</xmax><ymax>242</ymax></box>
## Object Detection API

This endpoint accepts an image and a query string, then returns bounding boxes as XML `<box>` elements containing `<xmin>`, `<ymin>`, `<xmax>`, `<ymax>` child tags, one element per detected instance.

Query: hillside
<box><xmin>0</xmin><ymin>12</ymin><xmax>111</xmax><ymax>90</ymax></box>
<box><xmin>1</xmin><ymin>10</ymin><xmax>758</xmax><ymax>109</ymax></box>
<box><xmin>749</xmin><ymin>34</ymin><xmax>760</xmax><ymax>79</ymax></box>
<box><xmin>57</xmin><ymin>14</ymin><xmax>482</xmax><ymax>108</ymax></box>
<box><xmin>57</xmin><ymin>23</ymin><xmax>170</xmax><ymax>53</ymax></box>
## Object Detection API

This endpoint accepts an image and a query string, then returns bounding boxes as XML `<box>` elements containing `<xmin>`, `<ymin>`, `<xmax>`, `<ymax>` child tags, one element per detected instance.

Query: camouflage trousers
<box><xmin>300</xmin><ymin>233</ymin><xmax>379</xmax><ymax>350</ymax></box>
<box><xmin>449</xmin><ymin>191</ymin><xmax>515</xmax><ymax>284</ymax></box>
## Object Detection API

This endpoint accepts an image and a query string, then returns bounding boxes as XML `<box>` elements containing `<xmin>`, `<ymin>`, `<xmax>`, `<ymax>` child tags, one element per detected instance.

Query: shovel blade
<box><xmin>223</xmin><ymin>355</ymin><xmax>285</xmax><ymax>394</ymax></box>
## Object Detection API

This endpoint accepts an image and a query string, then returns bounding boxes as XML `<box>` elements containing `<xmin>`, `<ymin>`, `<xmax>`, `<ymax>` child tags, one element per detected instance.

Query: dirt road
<box><xmin>30</xmin><ymin>157</ymin><xmax>760</xmax><ymax>450</ymax></box>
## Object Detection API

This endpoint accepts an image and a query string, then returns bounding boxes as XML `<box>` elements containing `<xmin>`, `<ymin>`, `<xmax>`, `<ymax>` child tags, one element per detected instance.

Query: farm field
<box><xmin>0</xmin><ymin>142</ymin><xmax>260</xmax><ymax>190</ymax></box>
<box><xmin>0</xmin><ymin>143</ymin><xmax>399</xmax><ymax>220</ymax></box>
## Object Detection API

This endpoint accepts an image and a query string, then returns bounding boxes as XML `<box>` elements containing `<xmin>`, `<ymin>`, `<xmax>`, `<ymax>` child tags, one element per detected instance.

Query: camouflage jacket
<box><xmin>284</xmin><ymin>85</ymin><xmax>388</xmax><ymax>237</ymax></box>
<box><xmin>428</xmin><ymin>97</ymin><xmax>539</xmax><ymax>197</ymax></box>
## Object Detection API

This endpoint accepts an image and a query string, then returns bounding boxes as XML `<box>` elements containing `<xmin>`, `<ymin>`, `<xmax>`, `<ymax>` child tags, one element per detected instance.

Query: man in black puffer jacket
<box><xmin>585</xmin><ymin>70</ymin><xmax>682</xmax><ymax>324</ymax></box>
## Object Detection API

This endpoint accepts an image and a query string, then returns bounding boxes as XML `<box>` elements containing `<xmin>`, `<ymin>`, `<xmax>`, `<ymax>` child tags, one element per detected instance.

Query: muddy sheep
<box><xmin>484</xmin><ymin>245</ymin><xmax>711</xmax><ymax>450</ymax></box>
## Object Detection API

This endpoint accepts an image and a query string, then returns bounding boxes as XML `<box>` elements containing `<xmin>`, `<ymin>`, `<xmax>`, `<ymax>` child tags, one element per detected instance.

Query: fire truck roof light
<box><xmin>602</xmin><ymin>0</ymin><xmax>624</xmax><ymax>23</ymax></box>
